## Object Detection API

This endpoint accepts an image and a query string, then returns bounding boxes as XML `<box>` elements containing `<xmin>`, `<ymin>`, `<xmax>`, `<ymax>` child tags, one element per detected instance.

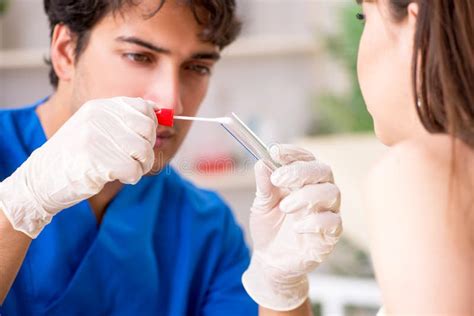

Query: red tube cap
<box><xmin>154</xmin><ymin>108</ymin><xmax>174</xmax><ymax>127</ymax></box>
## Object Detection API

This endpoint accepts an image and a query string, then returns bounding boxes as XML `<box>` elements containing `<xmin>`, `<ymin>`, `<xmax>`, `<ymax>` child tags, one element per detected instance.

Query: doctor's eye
<box><xmin>186</xmin><ymin>64</ymin><xmax>212</xmax><ymax>76</ymax></box>
<box><xmin>356</xmin><ymin>13</ymin><xmax>366</xmax><ymax>23</ymax></box>
<box><xmin>124</xmin><ymin>53</ymin><xmax>154</xmax><ymax>65</ymax></box>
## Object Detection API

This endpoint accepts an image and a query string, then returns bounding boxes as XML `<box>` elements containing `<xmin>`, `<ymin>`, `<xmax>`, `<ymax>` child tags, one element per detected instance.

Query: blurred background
<box><xmin>0</xmin><ymin>0</ymin><xmax>388</xmax><ymax>315</ymax></box>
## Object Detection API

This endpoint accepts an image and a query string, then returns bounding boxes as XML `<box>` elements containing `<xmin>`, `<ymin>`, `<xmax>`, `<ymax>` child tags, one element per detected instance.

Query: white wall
<box><xmin>0</xmin><ymin>0</ymin><xmax>350</xmax><ymax>133</ymax></box>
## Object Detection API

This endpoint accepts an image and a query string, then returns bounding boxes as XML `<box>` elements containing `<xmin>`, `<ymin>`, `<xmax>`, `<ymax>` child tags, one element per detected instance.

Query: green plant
<box><xmin>309</xmin><ymin>3</ymin><xmax>373</xmax><ymax>135</ymax></box>
<box><xmin>0</xmin><ymin>0</ymin><xmax>9</xmax><ymax>15</ymax></box>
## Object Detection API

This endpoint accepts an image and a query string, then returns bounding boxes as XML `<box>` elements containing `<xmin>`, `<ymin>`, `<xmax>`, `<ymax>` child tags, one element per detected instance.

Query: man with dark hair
<box><xmin>0</xmin><ymin>1</ymin><xmax>342</xmax><ymax>315</ymax></box>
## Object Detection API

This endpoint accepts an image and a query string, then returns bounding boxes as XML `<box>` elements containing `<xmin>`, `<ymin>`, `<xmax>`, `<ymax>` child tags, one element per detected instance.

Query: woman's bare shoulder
<box><xmin>364</xmin><ymin>134</ymin><xmax>473</xmax><ymax>314</ymax></box>
<box><xmin>367</xmin><ymin>138</ymin><xmax>440</xmax><ymax>215</ymax></box>
<box><xmin>366</xmin><ymin>134</ymin><xmax>473</xmax><ymax>213</ymax></box>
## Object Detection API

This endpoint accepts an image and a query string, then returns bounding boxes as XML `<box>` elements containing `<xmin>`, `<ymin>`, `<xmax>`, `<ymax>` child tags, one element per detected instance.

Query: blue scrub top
<box><xmin>0</xmin><ymin>99</ymin><xmax>257</xmax><ymax>316</ymax></box>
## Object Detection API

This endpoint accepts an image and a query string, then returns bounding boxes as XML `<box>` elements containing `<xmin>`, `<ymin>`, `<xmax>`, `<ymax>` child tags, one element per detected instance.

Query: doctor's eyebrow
<box><xmin>116</xmin><ymin>36</ymin><xmax>171</xmax><ymax>54</ymax></box>
<box><xmin>115</xmin><ymin>36</ymin><xmax>221</xmax><ymax>61</ymax></box>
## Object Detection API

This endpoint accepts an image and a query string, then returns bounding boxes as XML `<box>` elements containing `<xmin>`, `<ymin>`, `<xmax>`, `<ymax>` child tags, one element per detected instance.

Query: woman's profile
<box><xmin>356</xmin><ymin>0</ymin><xmax>473</xmax><ymax>314</ymax></box>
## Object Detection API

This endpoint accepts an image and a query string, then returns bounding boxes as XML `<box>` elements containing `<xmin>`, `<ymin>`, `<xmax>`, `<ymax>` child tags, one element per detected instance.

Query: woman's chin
<box><xmin>373</xmin><ymin>125</ymin><xmax>398</xmax><ymax>147</ymax></box>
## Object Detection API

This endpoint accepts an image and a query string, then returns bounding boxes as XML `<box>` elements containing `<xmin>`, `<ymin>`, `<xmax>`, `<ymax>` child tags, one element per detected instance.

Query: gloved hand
<box><xmin>242</xmin><ymin>144</ymin><xmax>342</xmax><ymax>311</ymax></box>
<box><xmin>0</xmin><ymin>97</ymin><xmax>157</xmax><ymax>239</ymax></box>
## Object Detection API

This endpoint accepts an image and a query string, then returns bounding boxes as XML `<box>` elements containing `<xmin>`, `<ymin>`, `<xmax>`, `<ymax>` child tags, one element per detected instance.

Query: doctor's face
<box><xmin>68</xmin><ymin>0</ymin><xmax>220</xmax><ymax>172</ymax></box>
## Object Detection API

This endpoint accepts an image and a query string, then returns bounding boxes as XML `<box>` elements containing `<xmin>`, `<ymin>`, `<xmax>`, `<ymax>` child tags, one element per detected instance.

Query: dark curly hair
<box><xmin>44</xmin><ymin>0</ymin><xmax>242</xmax><ymax>88</ymax></box>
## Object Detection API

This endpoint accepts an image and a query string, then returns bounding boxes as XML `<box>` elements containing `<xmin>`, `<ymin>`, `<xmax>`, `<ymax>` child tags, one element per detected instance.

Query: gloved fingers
<box><xmin>302</xmin><ymin>238</ymin><xmax>337</xmax><ymax>265</ymax></box>
<box><xmin>131</xmin><ymin>140</ymin><xmax>155</xmax><ymax>174</ymax></box>
<box><xmin>293</xmin><ymin>211</ymin><xmax>343</xmax><ymax>238</ymax></box>
<box><xmin>93</xmin><ymin>122</ymin><xmax>155</xmax><ymax>181</ymax></box>
<box><xmin>274</xmin><ymin>230</ymin><xmax>338</xmax><ymax>271</ymax></box>
<box><xmin>114</xmin><ymin>159</ymin><xmax>144</xmax><ymax>185</ymax></box>
<box><xmin>120</xmin><ymin>133</ymin><xmax>155</xmax><ymax>174</ymax></box>
<box><xmin>251</xmin><ymin>160</ymin><xmax>280</xmax><ymax>214</ymax></box>
<box><xmin>254</xmin><ymin>160</ymin><xmax>273</xmax><ymax>196</ymax></box>
<box><xmin>271</xmin><ymin>160</ymin><xmax>334</xmax><ymax>189</ymax></box>
<box><xmin>279</xmin><ymin>182</ymin><xmax>341</xmax><ymax>214</ymax></box>
<box><xmin>269</xmin><ymin>144</ymin><xmax>315</xmax><ymax>166</ymax></box>
<box><xmin>301</xmin><ymin>255</ymin><xmax>322</xmax><ymax>273</ymax></box>
<box><xmin>113</xmin><ymin>97</ymin><xmax>158</xmax><ymax>145</ymax></box>
<box><xmin>122</xmin><ymin>114</ymin><xmax>157</xmax><ymax>147</ymax></box>
<box><xmin>248</xmin><ymin>210</ymin><xmax>286</xmax><ymax>248</ymax></box>
<box><xmin>297</xmin><ymin>216</ymin><xmax>342</xmax><ymax>266</ymax></box>
<box><xmin>114</xmin><ymin>96</ymin><xmax>158</xmax><ymax>125</ymax></box>
<box><xmin>103</xmin><ymin>149</ymin><xmax>145</xmax><ymax>184</ymax></box>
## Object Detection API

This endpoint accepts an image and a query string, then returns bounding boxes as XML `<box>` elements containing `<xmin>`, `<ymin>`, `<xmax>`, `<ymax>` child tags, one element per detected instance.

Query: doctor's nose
<box><xmin>143</xmin><ymin>72</ymin><xmax>184</xmax><ymax>116</ymax></box>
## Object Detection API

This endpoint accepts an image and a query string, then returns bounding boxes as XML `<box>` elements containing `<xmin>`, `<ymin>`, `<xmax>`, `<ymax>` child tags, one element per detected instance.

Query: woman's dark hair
<box><xmin>43</xmin><ymin>0</ymin><xmax>241</xmax><ymax>88</ymax></box>
<box><xmin>388</xmin><ymin>0</ymin><xmax>474</xmax><ymax>148</ymax></box>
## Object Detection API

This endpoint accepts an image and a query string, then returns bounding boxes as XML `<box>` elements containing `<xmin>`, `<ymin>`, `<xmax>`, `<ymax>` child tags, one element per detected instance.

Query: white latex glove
<box><xmin>242</xmin><ymin>144</ymin><xmax>342</xmax><ymax>311</ymax></box>
<box><xmin>0</xmin><ymin>97</ymin><xmax>157</xmax><ymax>238</ymax></box>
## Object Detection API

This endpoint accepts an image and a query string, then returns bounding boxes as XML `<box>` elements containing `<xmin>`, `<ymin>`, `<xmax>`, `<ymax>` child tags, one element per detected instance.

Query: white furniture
<box><xmin>310</xmin><ymin>274</ymin><xmax>381</xmax><ymax>316</ymax></box>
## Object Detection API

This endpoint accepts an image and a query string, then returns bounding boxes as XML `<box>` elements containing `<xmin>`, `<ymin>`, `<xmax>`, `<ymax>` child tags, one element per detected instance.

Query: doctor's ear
<box><xmin>49</xmin><ymin>24</ymin><xmax>78</xmax><ymax>83</ymax></box>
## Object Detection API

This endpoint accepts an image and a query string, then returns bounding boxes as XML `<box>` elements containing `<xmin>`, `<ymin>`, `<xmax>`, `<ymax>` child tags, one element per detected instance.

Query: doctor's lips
<box><xmin>155</xmin><ymin>126</ymin><xmax>176</xmax><ymax>148</ymax></box>
<box><xmin>153</xmin><ymin>108</ymin><xmax>175</xmax><ymax>149</ymax></box>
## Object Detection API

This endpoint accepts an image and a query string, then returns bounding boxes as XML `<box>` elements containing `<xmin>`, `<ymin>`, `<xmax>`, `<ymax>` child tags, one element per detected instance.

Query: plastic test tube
<box><xmin>154</xmin><ymin>109</ymin><xmax>280</xmax><ymax>171</ymax></box>
<box><xmin>220</xmin><ymin>113</ymin><xmax>280</xmax><ymax>171</ymax></box>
